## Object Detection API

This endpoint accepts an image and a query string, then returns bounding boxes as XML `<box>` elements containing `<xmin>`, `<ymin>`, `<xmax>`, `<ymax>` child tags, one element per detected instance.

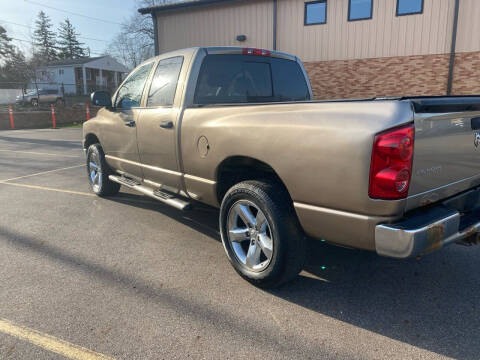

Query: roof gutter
<box><xmin>446</xmin><ymin>0</ymin><xmax>460</xmax><ymax>96</ymax></box>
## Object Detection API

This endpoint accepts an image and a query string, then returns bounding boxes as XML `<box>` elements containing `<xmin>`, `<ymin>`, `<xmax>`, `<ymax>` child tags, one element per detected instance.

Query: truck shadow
<box><xmin>110</xmin><ymin>192</ymin><xmax>480</xmax><ymax>359</ymax></box>
<box><xmin>270</xmin><ymin>241</ymin><xmax>480</xmax><ymax>359</ymax></box>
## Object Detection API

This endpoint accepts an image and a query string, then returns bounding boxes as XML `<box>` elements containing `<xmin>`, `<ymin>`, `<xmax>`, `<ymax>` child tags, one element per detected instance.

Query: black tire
<box><xmin>219</xmin><ymin>180</ymin><xmax>306</xmax><ymax>288</ymax></box>
<box><xmin>86</xmin><ymin>143</ymin><xmax>120</xmax><ymax>197</ymax></box>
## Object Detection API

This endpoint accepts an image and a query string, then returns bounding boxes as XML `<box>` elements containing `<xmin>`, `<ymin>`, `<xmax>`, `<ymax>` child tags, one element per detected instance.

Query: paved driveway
<box><xmin>0</xmin><ymin>128</ymin><xmax>478</xmax><ymax>359</ymax></box>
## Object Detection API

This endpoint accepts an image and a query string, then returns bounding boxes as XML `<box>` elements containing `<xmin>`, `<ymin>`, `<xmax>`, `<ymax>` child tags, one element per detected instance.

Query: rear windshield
<box><xmin>194</xmin><ymin>54</ymin><xmax>310</xmax><ymax>105</ymax></box>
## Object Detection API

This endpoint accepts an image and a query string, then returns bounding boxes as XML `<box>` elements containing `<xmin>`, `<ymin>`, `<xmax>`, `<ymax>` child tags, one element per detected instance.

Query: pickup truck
<box><xmin>83</xmin><ymin>46</ymin><xmax>480</xmax><ymax>288</ymax></box>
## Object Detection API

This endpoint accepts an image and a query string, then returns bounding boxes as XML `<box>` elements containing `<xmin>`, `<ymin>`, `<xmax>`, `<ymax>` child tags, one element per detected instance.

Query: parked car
<box><xmin>16</xmin><ymin>89</ymin><xmax>64</xmax><ymax>107</ymax></box>
<box><xmin>83</xmin><ymin>47</ymin><xmax>480</xmax><ymax>288</ymax></box>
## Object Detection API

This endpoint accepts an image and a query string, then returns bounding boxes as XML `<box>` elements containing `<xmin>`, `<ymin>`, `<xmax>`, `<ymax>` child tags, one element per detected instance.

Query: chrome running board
<box><xmin>109</xmin><ymin>175</ymin><xmax>191</xmax><ymax>211</ymax></box>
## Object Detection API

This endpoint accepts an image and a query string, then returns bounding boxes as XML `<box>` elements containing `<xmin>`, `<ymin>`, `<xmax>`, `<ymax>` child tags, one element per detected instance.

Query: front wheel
<box><xmin>219</xmin><ymin>180</ymin><xmax>306</xmax><ymax>288</ymax></box>
<box><xmin>86</xmin><ymin>143</ymin><xmax>120</xmax><ymax>196</ymax></box>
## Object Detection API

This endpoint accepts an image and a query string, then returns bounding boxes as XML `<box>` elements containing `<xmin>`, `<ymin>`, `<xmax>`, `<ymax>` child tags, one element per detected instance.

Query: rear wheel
<box><xmin>219</xmin><ymin>180</ymin><xmax>306</xmax><ymax>288</ymax></box>
<box><xmin>86</xmin><ymin>143</ymin><xmax>120</xmax><ymax>196</ymax></box>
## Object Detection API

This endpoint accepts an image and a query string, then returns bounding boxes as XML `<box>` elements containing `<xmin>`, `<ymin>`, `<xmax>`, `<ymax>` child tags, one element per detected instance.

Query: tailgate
<box><xmin>406</xmin><ymin>96</ymin><xmax>480</xmax><ymax>210</ymax></box>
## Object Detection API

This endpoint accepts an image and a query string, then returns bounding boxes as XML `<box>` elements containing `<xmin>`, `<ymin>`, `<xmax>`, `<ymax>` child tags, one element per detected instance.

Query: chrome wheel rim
<box><xmin>88</xmin><ymin>152</ymin><xmax>102</xmax><ymax>192</ymax></box>
<box><xmin>227</xmin><ymin>200</ymin><xmax>274</xmax><ymax>272</ymax></box>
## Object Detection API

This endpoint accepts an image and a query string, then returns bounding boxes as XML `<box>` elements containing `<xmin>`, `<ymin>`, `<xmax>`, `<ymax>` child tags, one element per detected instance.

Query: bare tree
<box><xmin>107</xmin><ymin>0</ymin><xmax>183</xmax><ymax>69</ymax></box>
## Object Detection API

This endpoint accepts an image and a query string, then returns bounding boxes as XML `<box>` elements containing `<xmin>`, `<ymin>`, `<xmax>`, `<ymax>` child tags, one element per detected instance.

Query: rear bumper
<box><xmin>376</xmin><ymin>204</ymin><xmax>480</xmax><ymax>258</ymax></box>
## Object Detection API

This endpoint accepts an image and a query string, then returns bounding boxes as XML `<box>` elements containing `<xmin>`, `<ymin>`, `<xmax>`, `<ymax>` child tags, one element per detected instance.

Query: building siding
<box><xmin>155</xmin><ymin>0</ymin><xmax>273</xmax><ymax>54</ymax></box>
<box><xmin>456</xmin><ymin>0</ymin><xmax>480</xmax><ymax>53</ymax></box>
<box><xmin>152</xmin><ymin>0</ymin><xmax>480</xmax><ymax>99</ymax></box>
<box><xmin>277</xmin><ymin>0</ymin><xmax>455</xmax><ymax>62</ymax></box>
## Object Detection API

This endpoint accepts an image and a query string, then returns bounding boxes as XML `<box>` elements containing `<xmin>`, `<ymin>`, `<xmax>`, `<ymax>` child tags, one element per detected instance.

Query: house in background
<box><xmin>139</xmin><ymin>0</ymin><xmax>480</xmax><ymax>100</ymax></box>
<box><xmin>32</xmin><ymin>55</ymin><xmax>129</xmax><ymax>95</ymax></box>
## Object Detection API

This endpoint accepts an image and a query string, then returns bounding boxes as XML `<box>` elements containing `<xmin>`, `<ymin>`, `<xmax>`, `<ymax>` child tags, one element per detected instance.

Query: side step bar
<box><xmin>109</xmin><ymin>175</ymin><xmax>191</xmax><ymax>211</ymax></box>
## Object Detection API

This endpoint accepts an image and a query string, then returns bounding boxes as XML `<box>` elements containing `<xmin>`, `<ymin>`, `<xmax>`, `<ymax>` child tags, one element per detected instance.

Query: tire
<box><xmin>86</xmin><ymin>143</ymin><xmax>120</xmax><ymax>197</ymax></box>
<box><xmin>219</xmin><ymin>180</ymin><xmax>306</xmax><ymax>288</ymax></box>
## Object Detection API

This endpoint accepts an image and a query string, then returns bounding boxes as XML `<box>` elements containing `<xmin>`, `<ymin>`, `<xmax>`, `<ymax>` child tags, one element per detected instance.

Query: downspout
<box><xmin>273</xmin><ymin>0</ymin><xmax>277</xmax><ymax>50</ymax></box>
<box><xmin>446</xmin><ymin>0</ymin><xmax>460</xmax><ymax>95</ymax></box>
<box><xmin>152</xmin><ymin>12</ymin><xmax>159</xmax><ymax>56</ymax></box>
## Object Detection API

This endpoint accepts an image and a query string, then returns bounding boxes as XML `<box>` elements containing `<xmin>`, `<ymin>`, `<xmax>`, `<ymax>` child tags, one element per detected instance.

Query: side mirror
<box><xmin>91</xmin><ymin>91</ymin><xmax>112</xmax><ymax>108</ymax></box>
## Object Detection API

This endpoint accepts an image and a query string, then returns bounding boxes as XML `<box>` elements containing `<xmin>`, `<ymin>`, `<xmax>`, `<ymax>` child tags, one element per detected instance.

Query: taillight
<box><xmin>369</xmin><ymin>124</ymin><xmax>415</xmax><ymax>199</ymax></box>
<box><xmin>242</xmin><ymin>48</ymin><xmax>271</xmax><ymax>57</ymax></box>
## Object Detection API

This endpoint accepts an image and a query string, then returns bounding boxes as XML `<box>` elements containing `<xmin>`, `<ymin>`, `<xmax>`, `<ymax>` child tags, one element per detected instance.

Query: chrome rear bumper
<box><xmin>376</xmin><ymin>205</ymin><xmax>480</xmax><ymax>258</ymax></box>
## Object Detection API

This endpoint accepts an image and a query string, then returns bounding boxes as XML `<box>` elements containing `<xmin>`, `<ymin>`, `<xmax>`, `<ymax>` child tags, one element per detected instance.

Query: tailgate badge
<box><xmin>475</xmin><ymin>132</ymin><xmax>480</xmax><ymax>148</ymax></box>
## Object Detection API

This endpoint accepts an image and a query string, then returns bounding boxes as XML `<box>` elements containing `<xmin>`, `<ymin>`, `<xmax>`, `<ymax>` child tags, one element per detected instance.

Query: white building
<box><xmin>32</xmin><ymin>55</ymin><xmax>129</xmax><ymax>95</ymax></box>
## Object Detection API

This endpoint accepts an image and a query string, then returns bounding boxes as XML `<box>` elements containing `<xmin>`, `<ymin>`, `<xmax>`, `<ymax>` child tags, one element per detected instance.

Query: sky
<box><xmin>0</xmin><ymin>0</ymin><xmax>142</xmax><ymax>56</ymax></box>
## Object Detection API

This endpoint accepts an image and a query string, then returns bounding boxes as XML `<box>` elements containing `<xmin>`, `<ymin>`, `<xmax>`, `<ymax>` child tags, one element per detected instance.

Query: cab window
<box><xmin>147</xmin><ymin>56</ymin><xmax>184</xmax><ymax>107</ymax></box>
<box><xmin>194</xmin><ymin>54</ymin><xmax>310</xmax><ymax>105</ymax></box>
<box><xmin>115</xmin><ymin>62</ymin><xmax>154</xmax><ymax>109</ymax></box>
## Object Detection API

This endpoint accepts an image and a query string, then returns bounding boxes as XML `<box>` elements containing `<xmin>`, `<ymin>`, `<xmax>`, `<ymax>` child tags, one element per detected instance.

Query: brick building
<box><xmin>139</xmin><ymin>0</ymin><xmax>479</xmax><ymax>100</ymax></box>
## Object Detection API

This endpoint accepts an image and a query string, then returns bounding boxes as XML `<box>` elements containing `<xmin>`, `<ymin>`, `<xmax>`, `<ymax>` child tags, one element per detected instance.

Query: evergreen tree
<box><xmin>0</xmin><ymin>48</ymin><xmax>29</xmax><ymax>89</ymax></box>
<box><xmin>0</xmin><ymin>26</ymin><xmax>14</xmax><ymax>60</ymax></box>
<box><xmin>57</xmin><ymin>18</ymin><xmax>87</xmax><ymax>59</ymax></box>
<box><xmin>33</xmin><ymin>11</ymin><xmax>57</xmax><ymax>62</ymax></box>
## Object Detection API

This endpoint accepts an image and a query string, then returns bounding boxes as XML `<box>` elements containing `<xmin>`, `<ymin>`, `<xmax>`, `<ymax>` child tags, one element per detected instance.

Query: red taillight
<box><xmin>369</xmin><ymin>124</ymin><xmax>415</xmax><ymax>199</ymax></box>
<box><xmin>242</xmin><ymin>48</ymin><xmax>271</xmax><ymax>57</ymax></box>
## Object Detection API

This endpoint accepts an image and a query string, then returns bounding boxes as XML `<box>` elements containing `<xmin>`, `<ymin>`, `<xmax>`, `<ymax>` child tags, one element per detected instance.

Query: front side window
<box><xmin>115</xmin><ymin>62</ymin><xmax>154</xmax><ymax>109</ymax></box>
<box><xmin>194</xmin><ymin>55</ymin><xmax>310</xmax><ymax>105</ymax></box>
<box><xmin>348</xmin><ymin>0</ymin><xmax>373</xmax><ymax>21</ymax></box>
<box><xmin>147</xmin><ymin>56</ymin><xmax>183</xmax><ymax>107</ymax></box>
<box><xmin>396</xmin><ymin>0</ymin><xmax>423</xmax><ymax>16</ymax></box>
<box><xmin>304</xmin><ymin>1</ymin><xmax>327</xmax><ymax>25</ymax></box>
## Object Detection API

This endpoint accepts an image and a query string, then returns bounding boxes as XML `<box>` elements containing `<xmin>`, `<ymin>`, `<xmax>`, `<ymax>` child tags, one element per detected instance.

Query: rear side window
<box><xmin>194</xmin><ymin>54</ymin><xmax>310</xmax><ymax>105</ymax></box>
<box><xmin>147</xmin><ymin>56</ymin><xmax>184</xmax><ymax>107</ymax></box>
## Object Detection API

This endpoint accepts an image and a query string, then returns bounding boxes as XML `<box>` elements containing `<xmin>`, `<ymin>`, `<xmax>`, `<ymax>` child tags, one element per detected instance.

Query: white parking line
<box><xmin>0</xmin><ymin>164</ymin><xmax>84</xmax><ymax>182</ymax></box>
<box><xmin>0</xmin><ymin>318</ymin><xmax>115</xmax><ymax>360</ymax></box>
<box><xmin>0</xmin><ymin>182</ymin><xmax>96</xmax><ymax>197</ymax></box>
<box><xmin>0</xmin><ymin>149</ymin><xmax>82</xmax><ymax>157</ymax></box>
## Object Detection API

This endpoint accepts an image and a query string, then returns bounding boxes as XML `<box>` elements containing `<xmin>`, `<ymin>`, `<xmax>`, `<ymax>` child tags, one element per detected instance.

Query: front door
<box><xmin>136</xmin><ymin>56</ymin><xmax>184</xmax><ymax>190</ymax></box>
<box><xmin>100</xmin><ymin>62</ymin><xmax>154</xmax><ymax>180</ymax></box>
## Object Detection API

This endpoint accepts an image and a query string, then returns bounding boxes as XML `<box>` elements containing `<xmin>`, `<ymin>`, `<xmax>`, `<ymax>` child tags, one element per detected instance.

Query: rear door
<box><xmin>136</xmin><ymin>56</ymin><xmax>184</xmax><ymax>190</ymax></box>
<box><xmin>100</xmin><ymin>61</ymin><xmax>154</xmax><ymax>179</ymax></box>
<box><xmin>406</xmin><ymin>97</ymin><xmax>480</xmax><ymax>209</ymax></box>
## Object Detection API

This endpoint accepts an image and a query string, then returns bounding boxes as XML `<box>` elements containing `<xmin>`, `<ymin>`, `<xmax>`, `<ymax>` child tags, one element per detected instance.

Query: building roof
<box><xmin>138</xmin><ymin>0</ymin><xmax>240</xmax><ymax>14</ymax></box>
<box><xmin>46</xmin><ymin>56</ymin><xmax>106</xmax><ymax>67</ymax></box>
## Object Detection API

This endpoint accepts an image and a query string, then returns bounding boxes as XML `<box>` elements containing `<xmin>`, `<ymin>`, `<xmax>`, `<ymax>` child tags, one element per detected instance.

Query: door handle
<box><xmin>125</xmin><ymin>120</ymin><xmax>136</xmax><ymax>127</ymax></box>
<box><xmin>160</xmin><ymin>120</ymin><xmax>173</xmax><ymax>129</ymax></box>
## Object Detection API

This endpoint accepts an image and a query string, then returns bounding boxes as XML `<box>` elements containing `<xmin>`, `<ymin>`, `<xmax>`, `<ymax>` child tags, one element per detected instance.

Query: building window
<box><xmin>86</xmin><ymin>69</ymin><xmax>92</xmax><ymax>81</ymax></box>
<box><xmin>396</xmin><ymin>0</ymin><xmax>423</xmax><ymax>16</ymax></box>
<box><xmin>59</xmin><ymin>69</ymin><xmax>64</xmax><ymax>75</ymax></box>
<box><xmin>304</xmin><ymin>1</ymin><xmax>327</xmax><ymax>25</ymax></box>
<box><xmin>348</xmin><ymin>0</ymin><xmax>373</xmax><ymax>21</ymax></box>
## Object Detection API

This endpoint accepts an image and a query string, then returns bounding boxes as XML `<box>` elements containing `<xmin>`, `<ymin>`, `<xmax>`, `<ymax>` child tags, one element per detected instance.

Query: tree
<box><xmin>0</xmin><ymin>25</ymin><xmax>14</xmax><ymax>60</ymax></box>
<box><xmin>57</xmin><ymin>18</ymin><xmax>87</xmax><ymax>59</ymax></box>
<box><xmin>0</xmin><ymin>47</ymin><xmax>29</xmax><ymax>89</ymax></box>
<box><xmin>107</xmin><ymin>0</ymin><xmax>180</xmax><ymax>69</ymax></box>
<box><xmin>33</xmin><ymin>11</ymin><xmax>57</xmax><ymax>62</ymax></box>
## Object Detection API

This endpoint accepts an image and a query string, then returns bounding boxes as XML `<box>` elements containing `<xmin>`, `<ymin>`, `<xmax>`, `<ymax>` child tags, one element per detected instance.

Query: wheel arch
<box><xmin>83</xmin><ymin>133</ymin><xmax>100</xmax><ymax>150</ymax></box>
<box><xmin>215</xmin><ymin>156</ymin><xmax>293</xmax><ymax>205</ymax></box>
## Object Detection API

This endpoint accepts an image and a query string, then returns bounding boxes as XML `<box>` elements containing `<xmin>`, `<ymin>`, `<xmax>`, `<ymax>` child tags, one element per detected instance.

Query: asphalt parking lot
<box><xmin>0</xmin><ymin>128</ymin><xmax>479</xmax><ymax>359</ymax></box>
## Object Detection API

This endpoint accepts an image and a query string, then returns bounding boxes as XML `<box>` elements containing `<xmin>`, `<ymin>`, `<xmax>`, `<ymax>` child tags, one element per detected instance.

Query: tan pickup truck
<box><xmin>83</xmin><ymin>46</ymin><xmax>480</xmax><ymax>287</ymax></box>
